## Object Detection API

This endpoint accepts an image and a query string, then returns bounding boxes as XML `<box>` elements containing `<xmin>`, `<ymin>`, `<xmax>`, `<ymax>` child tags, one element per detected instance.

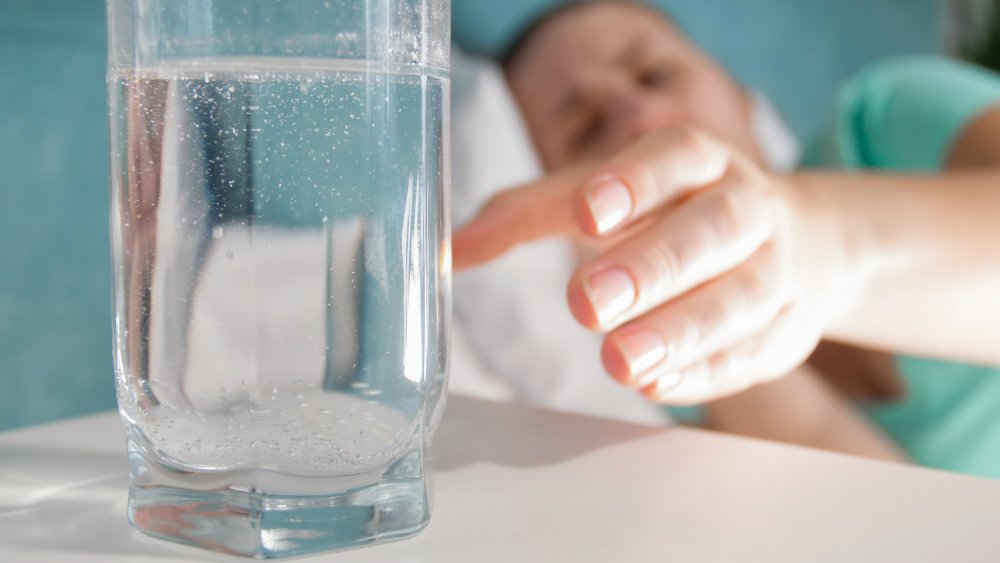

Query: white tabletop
<box><xmin>2</xmin><ymin>394</ymin><xmax>1000</xmax><ymax>562</ymax></box>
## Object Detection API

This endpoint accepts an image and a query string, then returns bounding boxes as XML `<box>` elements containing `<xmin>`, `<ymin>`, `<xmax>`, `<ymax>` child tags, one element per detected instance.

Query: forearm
<box><xmin>796</xmin><ymin>170</ymin><xmax>1000</xmax><ymax>365</ymax></box>
<box><xmin>704</xmin><ymin>363</ymin><xmax>908</xmax><ymax>462</ymax></box>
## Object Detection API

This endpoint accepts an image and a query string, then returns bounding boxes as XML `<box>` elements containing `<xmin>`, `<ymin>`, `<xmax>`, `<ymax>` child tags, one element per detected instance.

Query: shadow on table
<box><xmin>0</xmin><ymin>445</ymin><xmax>229</xmax><ymax>562</ymax></box>
<box><xmin>433</xmin><ymin>395</ymin><xmax>666</xmax><ymax>472</ymax></box>
<box><xmin>0</xmin><ymin>396</ymin><xmax>666</xmax><ymax>559</ymax></box>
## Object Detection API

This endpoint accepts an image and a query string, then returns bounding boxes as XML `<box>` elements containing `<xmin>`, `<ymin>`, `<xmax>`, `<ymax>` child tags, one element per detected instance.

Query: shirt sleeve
<box><xmin>812</xmin><ymin>56</ymin><xmax>1000</xmax><ymax>171</ymax></box>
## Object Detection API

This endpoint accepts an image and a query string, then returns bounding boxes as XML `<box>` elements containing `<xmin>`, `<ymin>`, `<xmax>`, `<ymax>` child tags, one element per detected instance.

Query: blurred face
<box><xmin>507</xmin><ymin>2</ymin><xmax>763</xmax><ymax>171</ymax></box>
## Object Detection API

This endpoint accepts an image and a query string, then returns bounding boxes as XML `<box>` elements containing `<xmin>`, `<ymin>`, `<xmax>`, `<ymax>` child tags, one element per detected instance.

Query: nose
<box><xmin>604</xmin><ymin>81</ymin><xmax>680</xmax><ymax>148</ymax></box>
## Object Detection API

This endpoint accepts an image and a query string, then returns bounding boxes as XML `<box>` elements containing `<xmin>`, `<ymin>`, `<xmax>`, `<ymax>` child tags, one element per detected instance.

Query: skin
<box><xmin>452</xmin><ymin>3</ymin><xmax>1000</xmax><ymax>459</ymax></box>
<box><xmin>507</xmin><ymin>2</ymin><xmax>764</xmax><ymax>171</ymax></box>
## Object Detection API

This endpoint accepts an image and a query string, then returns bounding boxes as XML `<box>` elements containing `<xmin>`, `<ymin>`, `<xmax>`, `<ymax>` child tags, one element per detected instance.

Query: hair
<box><xmin>947</xmin><ymin>0</ymin><xmax>1000</xmax><ymax>71</ymax></box>
<box><xmin>499</xmin><ymin>0</ymin><xmax>673</xmax><ymax>71</ymax></box>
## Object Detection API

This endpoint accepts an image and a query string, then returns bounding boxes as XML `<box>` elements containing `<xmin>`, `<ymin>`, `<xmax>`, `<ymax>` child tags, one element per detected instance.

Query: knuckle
<box><xmin>738</xmin><ymin>262</ymin><xmax>776</xmax><ymax>311</ymax></box>
<box><xmin>673</xmin><ymin>310</ymin><xmax>708</xmax><ymax>353</ymax></box>
<box><xmin>710</xmin><ymin>187</ymin><xmax>749</xmax><ymax>240</ymax></box>
<box><xmin>614</xmin><ymin>127</ymin><xmax>727</xmax><ymax>205</ymax></box>
<box><xmin>638</xmin><ymin>239</ymin><xmax>685</xmax><ymax>295</ymax></box>
<box><xmin>671</xmin><ymin>127</ymin><xmax>727</xmax><ymax>181</ymax></box>
<box><xmin>695</xmin><ymin>303</ymin><xmax>727</xmax><ymax>345</ymax></box>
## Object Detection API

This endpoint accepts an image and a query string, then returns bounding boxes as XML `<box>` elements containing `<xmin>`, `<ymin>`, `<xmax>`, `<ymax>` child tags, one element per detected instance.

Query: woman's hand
<box><xmin>454</xmin><ymin>128</ymin><xmax>857</xmax><ymax>404</ymax></box>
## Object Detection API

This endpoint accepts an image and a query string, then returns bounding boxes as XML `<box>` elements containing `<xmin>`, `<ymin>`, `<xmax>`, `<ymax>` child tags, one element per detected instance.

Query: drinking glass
<box><xmin>106</xmin><ymin>0</ymin><xmax>450</xmax><ymax>557</ymax></box>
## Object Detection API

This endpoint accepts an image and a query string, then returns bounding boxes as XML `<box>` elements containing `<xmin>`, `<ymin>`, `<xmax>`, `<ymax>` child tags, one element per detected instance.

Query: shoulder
<box><xmin>846</xmin><ymin>56</ymin><xmax>995</xmax><ymax>92</ymax></box>
<box><xmin>836</xmin><ymin>56</ymin><xmax>1000</xmax><ymax>170</ymax></box>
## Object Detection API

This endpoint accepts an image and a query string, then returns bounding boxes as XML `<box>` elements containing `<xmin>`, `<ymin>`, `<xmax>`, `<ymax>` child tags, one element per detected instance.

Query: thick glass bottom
<box><xmin>125</xmin><ymin>439</ymin><xmax>429</xmax><ymax>558</ymax></box>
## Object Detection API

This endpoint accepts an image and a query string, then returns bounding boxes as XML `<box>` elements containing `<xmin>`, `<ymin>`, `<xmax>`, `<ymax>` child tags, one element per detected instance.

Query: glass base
<box><xmin>126</xmin><ymin>440</ymin><xmax>429</xmax><ymax>558</ymax></box>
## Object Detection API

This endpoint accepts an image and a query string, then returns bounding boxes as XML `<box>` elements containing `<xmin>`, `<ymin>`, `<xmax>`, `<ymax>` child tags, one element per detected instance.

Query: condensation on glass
<box><xmin>106</xmin><ymin>0</ymin><xmax>450</xmax><ymax>557</ymax></box>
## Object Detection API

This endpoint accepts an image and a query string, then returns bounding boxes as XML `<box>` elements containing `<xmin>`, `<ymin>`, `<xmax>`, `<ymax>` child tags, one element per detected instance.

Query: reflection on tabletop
<box><xmin>0</xmin><ymin>395</ymin><xmax>660</xmax><ymax>561</ymax></box>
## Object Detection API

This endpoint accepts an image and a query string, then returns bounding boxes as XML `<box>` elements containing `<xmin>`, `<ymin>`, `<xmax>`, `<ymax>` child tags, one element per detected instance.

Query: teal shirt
<box><xmin>807</xmin><ymin>57</ymin><xmax>1000</xmax><ymax>479</ymax></box>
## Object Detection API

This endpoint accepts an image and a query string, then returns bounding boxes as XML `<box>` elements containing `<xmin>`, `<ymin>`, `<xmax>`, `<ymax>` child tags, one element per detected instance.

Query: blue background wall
<box><xmin>0</xmin><ymin>0</ymin><xmax>940</xmax><ymax>429</ymax></box>
<box><xmin>0</xmin><ymin>0</ymin><xmax>113</xmax><ymax>429</ymax></box>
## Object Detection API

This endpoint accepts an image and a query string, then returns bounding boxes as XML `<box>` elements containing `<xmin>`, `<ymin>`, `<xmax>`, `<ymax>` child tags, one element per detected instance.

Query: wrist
<box><xmin>786</xmin><ymin>173</ymin><xmax>879</xmax><ymax>340</ymax></box>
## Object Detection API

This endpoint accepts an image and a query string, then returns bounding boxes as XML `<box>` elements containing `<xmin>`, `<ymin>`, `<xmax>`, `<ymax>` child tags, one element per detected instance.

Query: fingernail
<box><xmin>616</xmin><ymin>330</ymin><xmax>667</xmax><ymax>379</ymax></box>
<box><xmin>584</xmin><ymin>268</ymin><xmax>636</xmax><ymax>325</ymax></box>
<box><xmin>585</xmin><ymin>178</ymin><xmax>632</xmax><ymax>234</ymax></box>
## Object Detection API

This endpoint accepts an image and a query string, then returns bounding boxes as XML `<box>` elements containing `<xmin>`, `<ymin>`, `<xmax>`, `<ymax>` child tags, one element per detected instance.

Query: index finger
<box><xmin>577</xmin><ymin>128</ymin><xmax>733</xmax><ymax>237</ymax></box>
<box><xmin>452</xmin><ymin>162</ymin><xmax>595</xmax><ymax>270</ymax></box>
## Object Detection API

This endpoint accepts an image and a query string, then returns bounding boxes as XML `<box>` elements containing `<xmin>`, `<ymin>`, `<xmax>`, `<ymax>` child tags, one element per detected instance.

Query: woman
<box><xmin>454</xmin><ymin>1</ymin><xmax>1000</xmax><ymax>476</ymax></box>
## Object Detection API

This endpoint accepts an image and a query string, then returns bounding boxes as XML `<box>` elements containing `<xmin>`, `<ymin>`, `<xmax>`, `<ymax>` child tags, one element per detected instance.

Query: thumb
<box><xmin>453</xmin><ymin>163</ymin><xmax>595</xmax><ymax>270</ymax></box>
